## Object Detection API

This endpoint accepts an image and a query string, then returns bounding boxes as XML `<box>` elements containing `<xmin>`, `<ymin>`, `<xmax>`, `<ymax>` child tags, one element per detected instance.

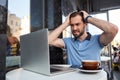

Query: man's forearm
<box><xmin>88</xmin><ymin>17</ymin><xmax>118</xmax><ymax>45</ymax></box>
<box><xmin>80</xmin><ymin>10</ymin><xmax>118</xmax><ymax>34</ymax></box>
<box><xmin>48</xmin><ymin>22</ymin><xmax>69</xmax><ymax>44</ymax></box>
<box><xmin>88</xmin><ymin>17</ymin><xmax>117</xmax><ymax>33</ymax></box>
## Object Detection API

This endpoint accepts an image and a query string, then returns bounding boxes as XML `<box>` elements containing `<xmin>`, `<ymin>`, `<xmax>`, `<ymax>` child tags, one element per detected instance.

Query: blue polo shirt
<box><xmin>62</xmin><ymin>33</ymin><xmax>104</xmax><ymax>67</ymax></box>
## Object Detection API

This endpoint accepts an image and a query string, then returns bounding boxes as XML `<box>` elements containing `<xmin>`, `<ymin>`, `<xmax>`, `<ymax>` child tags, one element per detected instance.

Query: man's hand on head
<box><xmin>80</xmin><ymin>10</ymin><xmax>92</xmax><ymax>23</ymax></box>
<box><xmin>80</xmin><ymin>10</ymin><xmax>89</xmax><ymax>19</ymax></box>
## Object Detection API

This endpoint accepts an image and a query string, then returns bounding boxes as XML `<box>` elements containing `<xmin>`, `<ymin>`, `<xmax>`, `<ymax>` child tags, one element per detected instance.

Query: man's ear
<box><xmin>84</xmin><ymin>23</ymin><xmax>88</xmax><ymax>27</ymax></box>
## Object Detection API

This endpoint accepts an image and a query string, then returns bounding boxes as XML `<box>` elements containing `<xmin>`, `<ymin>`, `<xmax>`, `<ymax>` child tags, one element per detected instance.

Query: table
<box><xmin>101</xmin><ymin>56</ymin><xmax>111</xmax><ymax>61</ymax></box>
<box><xmin>6</xmin><ymin>68</ymin><xmax>107</xmax><ymax>80</ymax></box>
<box><xmin>100</xmin><ymin>56</ymin><xmax>111</xmax><ymax>70</ymax></box>
<box><xmin>101</xmin><ymin>56</ymin><xmax>112</xmax><ymax>79</ymax></box>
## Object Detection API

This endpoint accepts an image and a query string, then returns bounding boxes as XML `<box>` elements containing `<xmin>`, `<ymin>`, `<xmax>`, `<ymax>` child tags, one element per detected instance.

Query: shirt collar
<box><xmin>85</xmin><ymin>32</ymin><xmax>91</xmax><ymax>40</ymax></box>
<box><xmin>74</xmin><ymin>32</ymin><xmax>91</xmax><ymax>41</ymax></box>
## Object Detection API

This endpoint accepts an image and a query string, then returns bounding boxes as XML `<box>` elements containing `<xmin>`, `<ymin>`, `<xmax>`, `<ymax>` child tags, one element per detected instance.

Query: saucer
<box><xmin>79</xmin><ymin>67</ymin><xmax>102</xmax><ymax>73</ymax></box>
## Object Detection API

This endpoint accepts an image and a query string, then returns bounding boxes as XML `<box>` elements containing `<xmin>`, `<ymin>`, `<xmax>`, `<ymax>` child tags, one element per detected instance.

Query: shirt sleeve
<box><xmin>62</xmin><ymin>38</ymin><xmax>68</xmax><ymax>49</ymax></box>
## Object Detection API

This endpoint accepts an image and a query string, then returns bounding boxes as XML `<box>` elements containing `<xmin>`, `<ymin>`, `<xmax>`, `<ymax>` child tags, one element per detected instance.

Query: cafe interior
<box><xmin>0</xmin><ymin>0</ymin><xmax>120</xmax><ymax>80</ymax></box>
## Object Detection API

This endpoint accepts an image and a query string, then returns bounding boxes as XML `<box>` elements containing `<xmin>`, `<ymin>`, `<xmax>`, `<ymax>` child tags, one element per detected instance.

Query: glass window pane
<box><xmin>109</xmin><ymin>9</ymin><xmax>120</xmax><ymax>47</ymax></box>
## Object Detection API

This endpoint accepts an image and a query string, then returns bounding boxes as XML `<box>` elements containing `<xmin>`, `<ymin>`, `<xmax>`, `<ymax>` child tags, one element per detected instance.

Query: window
<box><xmin>16</xmin><ymin>22</ymin><xmax>18</xmax><ymax>26</ymax></box>
<box><xmin>11</xmin><ymin>20</ymin><xmax>13</xmax><ymax>25</ymax></box>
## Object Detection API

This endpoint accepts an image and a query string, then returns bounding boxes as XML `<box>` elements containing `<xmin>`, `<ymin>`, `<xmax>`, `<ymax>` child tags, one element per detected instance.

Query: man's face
<box><xmin>70</xmin><ymin>15</ymin><xmax>87</xmax><ymax>38</ymax></box>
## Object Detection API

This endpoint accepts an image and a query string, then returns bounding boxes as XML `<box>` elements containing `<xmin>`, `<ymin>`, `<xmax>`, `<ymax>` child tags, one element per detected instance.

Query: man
<box><xmin>48</xmin><ymin>10</ymin><xmax>118</xmax><ymax>67</ymax></box>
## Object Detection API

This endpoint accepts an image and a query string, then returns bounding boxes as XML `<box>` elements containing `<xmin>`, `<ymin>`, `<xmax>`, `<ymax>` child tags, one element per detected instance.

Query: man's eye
<box><xmin>70</xmin><ymin>24</ymin><xmax>74</xmax><ymax>27</ymax></box>
<box><xmin>76</xmin><ymin>23</ymin><xmax>80</xmax><ymax>26</ymax></box>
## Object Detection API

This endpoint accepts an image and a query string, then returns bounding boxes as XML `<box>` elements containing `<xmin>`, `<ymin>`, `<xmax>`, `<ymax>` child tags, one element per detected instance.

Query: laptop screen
<box><xmin>20</xmin><ymin>29</ymin><xmax>51</xmax><ymax>75</ymax></box>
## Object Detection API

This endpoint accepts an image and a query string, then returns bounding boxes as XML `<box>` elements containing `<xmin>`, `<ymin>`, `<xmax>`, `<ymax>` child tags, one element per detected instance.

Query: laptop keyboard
<box><xmin>50</xmin><ymin>68</ymin><xmax>61</xmax><ymax>72</ymax></box>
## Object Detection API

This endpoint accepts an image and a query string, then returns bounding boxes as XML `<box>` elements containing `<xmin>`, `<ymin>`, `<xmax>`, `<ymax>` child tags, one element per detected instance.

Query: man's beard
<box><xmin>74</xmin><ymin>30</ymin><xmax>84</xmax><ymax>40</ymax></box>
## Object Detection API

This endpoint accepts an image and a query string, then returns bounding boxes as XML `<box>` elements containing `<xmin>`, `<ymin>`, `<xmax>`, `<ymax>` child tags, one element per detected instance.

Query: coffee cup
<box><xmin>82</xmin><ymin>60</ymin><xmax>100</xmax><ymax>70</ymax></box>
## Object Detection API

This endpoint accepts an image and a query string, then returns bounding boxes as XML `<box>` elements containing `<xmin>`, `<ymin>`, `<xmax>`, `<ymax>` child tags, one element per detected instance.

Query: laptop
<box><xmin>20</xmin><ymin>29</ymin><xmax>75</xmax><ymax>76</ymax></box>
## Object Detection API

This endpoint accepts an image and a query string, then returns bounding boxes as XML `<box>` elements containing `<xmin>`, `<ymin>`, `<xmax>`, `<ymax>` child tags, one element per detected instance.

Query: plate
<box><xmin>79</xmin><ymin>67</ymin><xmax>102</xmax><ymax>73</ymax></box>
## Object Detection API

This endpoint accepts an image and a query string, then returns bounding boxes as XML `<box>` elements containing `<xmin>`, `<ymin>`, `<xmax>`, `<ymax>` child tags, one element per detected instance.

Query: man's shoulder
<box><xmin>63</xmin><ymin>37</ymin><xmax>74</xmax><ymax>40</ymax></box>
<box><xmin>62</xmin><ymin>37</ymin><xmax>74</xmax><ymax>43</ymax></box>
<box><xmin>91</xmin><ymin>34</ymin><xmax>104</xmax><ymax>48</ymax></box>
<box><xmin>91</xmin><ymin>34</ymin><xmax>101</xmax><ymax>40</ymax></box>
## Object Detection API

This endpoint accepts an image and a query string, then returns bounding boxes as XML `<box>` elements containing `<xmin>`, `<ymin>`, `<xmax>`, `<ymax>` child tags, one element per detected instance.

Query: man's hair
<box><xmin>69</xmin><ymin>11</ymin><xmax>85</xmax><ymax>23</ymax></box>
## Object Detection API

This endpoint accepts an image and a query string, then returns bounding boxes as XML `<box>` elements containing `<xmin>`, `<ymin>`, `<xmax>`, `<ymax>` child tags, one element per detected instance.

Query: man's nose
<box><xmin>73</xmin><ymin>26</ymin><xmax>77</xmax><ymax>30</ymax></box>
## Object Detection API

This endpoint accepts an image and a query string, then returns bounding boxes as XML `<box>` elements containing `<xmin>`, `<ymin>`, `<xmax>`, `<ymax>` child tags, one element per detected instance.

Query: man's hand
<box><xmin>80</xmin><ymin>10</ymin><xmax>89</xmax><ymax>20</ymax></box>
<box><xmin>64</xmin><ymin>12</ymin><xmax>75</xmax><ymax>26</ymax></box>
<box><xmin>64</xmin><ymin>13</ymin><xmax>70</xmax><ymax>26</ymax></box>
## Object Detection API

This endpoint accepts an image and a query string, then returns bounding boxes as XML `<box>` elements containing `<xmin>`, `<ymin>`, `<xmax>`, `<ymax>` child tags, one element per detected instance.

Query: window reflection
<box><xmin>6</xmin><ymin>0</ymin><xmax>30</xmax><ymax>69</ymax></box>
<box><xmin>7</xmin><ymin>0</ymin><xmax>30</xmax><ymax>39</ymax></box>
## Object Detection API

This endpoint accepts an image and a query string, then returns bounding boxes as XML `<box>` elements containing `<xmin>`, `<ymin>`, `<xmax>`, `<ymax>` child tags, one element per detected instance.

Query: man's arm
<box><xmin>88</xmin><ymin>17</ymin><xmax>118</xmax><ymax>46</ymax></box>
<box><xmin>48</xmin><ymin>15</ymin><xmax>70</xmax><ymax>48</ymax></box>
<box><xmin>81</xmin><ymin>11</ymin><xmax>118</xmax><ymax>46</ymax></box>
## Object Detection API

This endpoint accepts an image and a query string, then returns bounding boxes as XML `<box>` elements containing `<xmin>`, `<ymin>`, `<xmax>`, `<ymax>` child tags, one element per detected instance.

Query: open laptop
<box><xmin>20</xmin><ymin>29</ymin><xmax>75</xmax><ymax>76</ymax></box>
